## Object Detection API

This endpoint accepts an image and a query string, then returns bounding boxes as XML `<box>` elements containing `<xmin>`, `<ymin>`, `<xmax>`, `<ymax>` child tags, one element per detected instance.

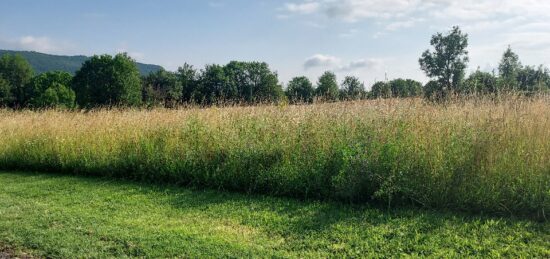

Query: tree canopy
<box><xmin>340</xmin><ymin>76</ymin><xmax>365</xmax><ymax>100</ymax></box>
<box><xmin>0</xmin><ymin>54</ymin><xmax>34</xmax><ymax>107</ymax></box>
<box><xmin>25</xmin><ymin>71</ymin><xmax>75</xmax><ymax>108</ymax></box>
<box><xmin>72</xmin><ymin>53</ymin><xmax>142</xmax><ymax>107</ymax></box>
<box><xmin>419</xmin><ymin>26</ymin><xmax>469</xmax><ymax>98</ymax></box>
<box><xmin>498</xmin><ymin>47</ymin><xmax>522</xmax><ymax>90</ymax></box>
<box><xmin>316</xmin><ymin>71</ymin><xmax>339</xmax><ymax>101</ymax></box>
<box><xmin>142</xmin><ymin>69</ymin><xmax>182</xmax><ymax>107</ymax></box>
<box><xmin>286</xmin><ymin>76</ymin><xmax>315</xmax><ymax>104</ymax></box>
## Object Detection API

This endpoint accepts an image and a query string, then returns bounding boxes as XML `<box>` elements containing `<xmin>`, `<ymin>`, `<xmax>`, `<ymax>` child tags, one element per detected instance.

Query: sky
<box><xmin>1</xmin><ymin>0</ymin><xmax>550</xmax><ymax>88</ymax></box>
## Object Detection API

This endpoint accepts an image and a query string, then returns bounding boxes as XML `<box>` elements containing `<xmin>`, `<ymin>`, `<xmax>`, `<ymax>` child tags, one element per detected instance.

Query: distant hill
<box><xmin>0</xmin><ymin>50</ymin><xmax>163</xmax><ymax>76</ymax></box>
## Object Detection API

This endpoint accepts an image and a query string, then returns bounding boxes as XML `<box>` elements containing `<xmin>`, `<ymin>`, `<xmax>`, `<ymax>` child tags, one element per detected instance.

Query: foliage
<box><xmin>340</xmin><ymin>76</ymin><xmax>365</xmax><ymax>100</ymax></box>
<box><xmin>25</xmin><ymin>71</ymin><xmax>75</xmax><ymax>108</ymax></box>
<box><xmin>286</xmin><ymin>76</ymin><xmax>315</xmax><ymax>103</ymax></box>
<box><xmin>369</xmin><ymin>79</ymin><xmax>422</xmax><ymax>99</ymax></box>
<box><xmin>315</xmin><ymin>71</ymin><xmax>339</xmax><ymax>101</ymax></box>
<box><xmin>0</xmin><ymin>54</ymin><xmax>34</xmax><ymax>107</ymax></box>
<box><xmin>0</xmin><ymin>76</ymin><xmax>13</xmax><ymax>107</ymax></box>
<box><xmin>369</xmin><ymin>81</ymin><xmax>392</xmax><ymax>99</ymax></box>
<box><xmin>389</xmin><ymin>79</ymin><xmax>423</xmax><ymax>98</ymax></box>
<box><xmin>462</xmin><ymin>70</ymin><xmax>499</xmax><ymax>94</ymax></box>
<box><xmin>142</xmin><ymin>69</ymin><xmax>182</xmax><ymax>107</ymax></box>
<box><xmin>227</xmin><ymin>61</ymin><xmax>283</xmax><ymax>103</ymax></box>
<box><xmin>517</xmin><ymin>65</ymin><xmax>550</xmax><ymax>92</ymax></box>
<box><xmin>419</xmin><ymin>26</ymin><xmax>469</xmax><ymax>98</ymax></box>
<box><xmin>499</xmin><ymin>46</ymin><xmax>522</xmax><ymax>90</ymax></box>
<box><xmin>177</xmin><ymin>63</ymin><xmax>199</xmax><ymax>103</ymax></box>
<box><xmin>193</xmin><ymin>61</ymin><xmax>283</xmax><ymax>105</ymax></box>
<box><xmin>196</xmin><ymin>64</ymin><xmax>229</xmax><ymax>104</ymax></box>
<box><xmin>72</xmin><ymin>53</ymin><xmax>142</xmax><ymax>107</ymax></box>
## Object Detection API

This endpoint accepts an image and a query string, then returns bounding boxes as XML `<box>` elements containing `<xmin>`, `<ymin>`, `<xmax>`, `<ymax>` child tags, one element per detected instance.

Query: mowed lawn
<box><xmin>0</xmin><ymin>171</ymin><xmax>548</xmax><ymax>258</ymax></box>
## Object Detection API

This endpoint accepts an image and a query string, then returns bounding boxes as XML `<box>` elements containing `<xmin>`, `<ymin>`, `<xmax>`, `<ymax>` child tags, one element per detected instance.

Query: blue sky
<box><xmin>1</xmin><ymin>0</ymin><xmax>550</xmax><ymax>87</ymax></box>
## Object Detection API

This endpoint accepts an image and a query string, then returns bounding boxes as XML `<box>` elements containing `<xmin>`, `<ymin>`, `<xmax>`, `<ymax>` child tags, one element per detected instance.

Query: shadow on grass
<box><xmin>2</xmin><ymin>170</ymin><xmax>547</xmax><ymax>239</ymax></box>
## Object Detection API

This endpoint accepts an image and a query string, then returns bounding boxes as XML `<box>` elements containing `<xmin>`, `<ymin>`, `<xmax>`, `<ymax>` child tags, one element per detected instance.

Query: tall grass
<box><xmin>0</xmin><ymin>96</ymin><xmax>548</xmax><ymax>218</ymax></box>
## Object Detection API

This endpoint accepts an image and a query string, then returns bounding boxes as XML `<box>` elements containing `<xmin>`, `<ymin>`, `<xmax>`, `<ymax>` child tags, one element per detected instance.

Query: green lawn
<box><xmin>0</xmin><ymin>171</ymin><xmax>548</xmax><ymax>258</ymax></box>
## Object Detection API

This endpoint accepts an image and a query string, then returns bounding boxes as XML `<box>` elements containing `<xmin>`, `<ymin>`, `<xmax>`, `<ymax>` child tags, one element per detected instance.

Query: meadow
<box><xmin>0</xmin><ymin>95</ymin><xmax>548</xmax><ymax>219</ymax></box>
<box><xmin>1</xmin><ymin>171</ymin><xmax>548</xmax><ymax>257</ymax></box>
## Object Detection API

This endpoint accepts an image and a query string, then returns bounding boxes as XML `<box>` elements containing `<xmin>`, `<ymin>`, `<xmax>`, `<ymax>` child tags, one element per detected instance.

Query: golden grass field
<box><xmin>0</xmin><ymin>95</ymin><xmax>548</xmax><ymax>218</ymax></box>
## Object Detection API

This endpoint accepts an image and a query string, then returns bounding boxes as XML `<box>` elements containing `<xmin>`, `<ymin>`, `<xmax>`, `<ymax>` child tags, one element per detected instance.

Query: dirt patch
<box><xmin>0</xmin><ymin>246</ymin><xmax>34</xmax><ymax>259</ymax></box>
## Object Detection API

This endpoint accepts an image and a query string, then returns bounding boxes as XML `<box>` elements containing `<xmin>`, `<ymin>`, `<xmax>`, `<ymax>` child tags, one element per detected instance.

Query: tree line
<box><xmin>419</xmin><ymin>26</ymin><xmax>550</xmax><ymax>100</ymax></box>
<box><xmin>0</xmin><ymin>53</ymin><xmax>423</xmax><ymax>109</ymax></box>
<box><xmin>0</xmin><ymin>26</ymin><xmax>548</xmax><ymax>109</ymax></box>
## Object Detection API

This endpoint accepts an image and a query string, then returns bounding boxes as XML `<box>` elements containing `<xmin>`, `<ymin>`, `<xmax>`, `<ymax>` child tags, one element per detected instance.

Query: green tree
<box><xmin>197</xmin><ymin>64</ymin><xmax>228</xmax><ymax>104</ymax></box>
<box><xmin>316</xmin><ymin>71</ymin><xmax>339</xmax><ymax>101</ymax></box>
<box><xmin>26</xmin><ymin>71</ymin><xmax>75</xmax><ymax>108</ymax></box>
<box><xmin>235</xmin><ymin>61</ymin><xmax>282</xmax><ymax>103</ymax></box>
<box><xmin>462</xmin><ymin>69</ymin><xmax>498</xmax><ymax>94</ymax></box>
<box><xmin>0</xmin><ymin>54</ymin><xmax>34</xmax><ymax>107</ymax></box>
<box><xmin>72</xmin><ymin>53</ymin><xmax>142</xmax><ymax>107</ymax></box>
<box><xmin>369</xmin><ymin>81</ymin><xmax>391</xmax><ymax>99</ymax></box>
<box><xmin>176</xmin><ymin>63</ymin><xmax>198</xmax><ymax>103</ymax></box>
<box><xmin>0</xmin><ymin>77</ymin><xmax>13</xmax><ymax>106</ymax></box>
<box><xmin>388</xmin><ymin>79</ymin><xmax>423</xmax><ymax>98</ymax></box>
<box><xmin>498</xmin><ymin>46</ymin><xmax>522</xmax><ymax>90</ymax></box>
<box><xmin>286</xmin><ymin>76</ymin><xmax>315</xmax><ymax>104</ymax></box>
<box><xmin>419</xmin><ymin>26</ymin><xmax>469</xmax><ymax>98</ymax></box>
<box><xmin>423</xmin><ymin>80</ymin><xmax>442</xmax><ymax>100</ymax></box>
<box><xmin>340</xmin><ymin>76</ymin><xmax>365</xmax><ymax>100</ymax></box>
<box><xmin>142</xmin><ymin>69</ymin><xmax>182</xmax><ymax>107</ymax></box>
<box><xmin>517</xmin><ymin>65</ymin><xmax>550</xmax><ymax>92</ymax></box>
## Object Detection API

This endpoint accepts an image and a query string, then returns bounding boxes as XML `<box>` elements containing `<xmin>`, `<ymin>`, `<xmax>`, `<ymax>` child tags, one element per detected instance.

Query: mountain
<box><xmin>0</xmin><ymin>50</ymin><xmax>163</xmax><ymax>75</ymax></box>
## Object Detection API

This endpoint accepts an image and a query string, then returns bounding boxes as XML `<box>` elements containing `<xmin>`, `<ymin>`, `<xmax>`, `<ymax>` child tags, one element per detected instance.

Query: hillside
<box><xmin>0</xmin><ymin>49</ymin><xmax>163</xmax><ymax>75</ymax></box>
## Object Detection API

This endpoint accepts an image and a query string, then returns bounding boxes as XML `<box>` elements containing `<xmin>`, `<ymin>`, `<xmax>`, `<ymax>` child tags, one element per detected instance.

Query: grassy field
<box><xmin>0</xmin><ymin>171</ymin><xmax>548</xmax><ymax>258</ymax></box>
<box><xmin>0</xmin><ymin>96</ymin><xmax>548</xmax><ymax>218</ymax></box>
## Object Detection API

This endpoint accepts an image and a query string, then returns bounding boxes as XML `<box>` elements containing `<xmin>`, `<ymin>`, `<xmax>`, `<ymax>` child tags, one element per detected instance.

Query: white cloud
<box><xmin>0</xmin><ymin>35</ymin><xmax>73</xmax><ymax>54</ymax></box>
<box><xmin>338</xmin><ymin>28</ymin><xmax>359</xmax><ymax>38</ymax></box>
<box><xmin>284</xmin><ymin>2</ymin><xmax>320</xmax><ymax>14</ymax></box>
<box><xmin>304</xmin><ymin>54</ymin><xmax>340</xmax><ymax>69</ymax></box>
<box><xmin>339</xmin><ymin>58</ymin><xmax>382</xmax><ymax>72</ymax></box>
<box><xmin>304</xmin><ymin>54</ymin><xmax>382</xmax><ymax>72</ymax></box>
<box><xmin>385</xmin><ymin>18</ymin><xmax>424</xmax><ymax>31</ymax></box>
<box><xmin>281</xmin><ymin>0</ymin><xmax>550</xmax><ymax>27</ymax></box>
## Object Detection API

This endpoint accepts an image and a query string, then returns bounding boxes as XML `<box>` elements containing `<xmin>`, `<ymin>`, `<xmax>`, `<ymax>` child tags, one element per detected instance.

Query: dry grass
<box><xmin>0</xmin><ymin>95</ymin><xmax>548</xmax><ymax>217</ymax></box>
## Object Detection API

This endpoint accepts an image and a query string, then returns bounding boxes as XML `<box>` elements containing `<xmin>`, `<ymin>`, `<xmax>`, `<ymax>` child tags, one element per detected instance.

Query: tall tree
<box><xmin>176</xmin><ymin>63</ymin><xmax>198</xmax><ymax>103</ymax></box>
<box><xmin>419</xmin><ymin>26</ymin><xmax>469</xmax><ymax>98</ymax></box>
<box><xmin>72</xmin><ymin>53</ymin><xmax>142</xmax><ymax>107</ymax></box>
<box><xmin>0</xmin><ymin>76</ymin><xmax>12</xmax><ymax>107</ymax></box>
<box><xmin>369</xmin><ymin>81</ymin><xmax>391</xmax><ymax>99</ymax></box>
<box><xmin>498</xmin><ymin>46</ymin><xmax>522</xmax><ymax>90</ymax></box>
<box><xmin>239</xmin><ymin>61</ymin><xmax>283</xmax><ymax>103</ymax></box>
<box><xmin>197</xmin><ymin>64</ymin><xmax>229</xmax><ymax>104</ymax></box>
<box><xmin>517</xmin><ymin>65</ymin><xmax>550</xmax><ymax>92</ymax></box>
<box><xmin>340</xmin><ymin>76</ymin><xmax>365</xmax><ymax>100</ymax></box>
<box><xmin>286</xmin><ymin>76</ymin><xmax>315</xmax><ymax>104</ymax></box>
<box><xmin>142</xmin><ymin>69</ymin><xmax>182</xmax><ymax>107</ymax></box>
<box><xmin>315</xmin><ymin>71</ymin><xmax>339</xmax><ymax>101</ymax></box>
<box><xmin>0</xmin><ymin>54</ymin><xmax>34</xmax><ymax>108</ymax></box>
<box><xmin>25</xmin><ymin>71</ymin><xmax>75</xmax><ymax>108</ymax></box>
